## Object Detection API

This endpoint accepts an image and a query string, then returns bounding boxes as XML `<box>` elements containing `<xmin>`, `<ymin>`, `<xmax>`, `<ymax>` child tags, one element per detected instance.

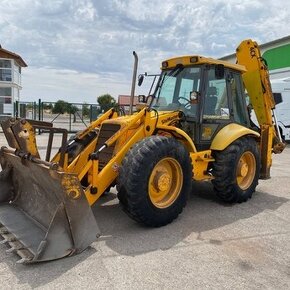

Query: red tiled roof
<box><xmin>118</xmin><ymin>95</ymin><xmax>139</xmax><ymax>106</ymax></box>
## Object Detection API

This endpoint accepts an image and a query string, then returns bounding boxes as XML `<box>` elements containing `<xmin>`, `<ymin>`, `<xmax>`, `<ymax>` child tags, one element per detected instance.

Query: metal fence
<box><xmin>13</xmin><ymin>99</ymin><xmax>102</xmax><ymax>133</ymax></box>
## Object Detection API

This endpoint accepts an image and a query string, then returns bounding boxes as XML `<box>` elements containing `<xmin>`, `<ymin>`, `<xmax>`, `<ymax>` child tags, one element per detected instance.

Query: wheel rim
<box><xmin>149</xmin><ymin>157</ymin><xmax>183</xmax><ymax>208</ymax></box>
<box><xmin>236</xmin><ymin>151</ymin><xmax>256</xmax><ymax>190</ymax></box>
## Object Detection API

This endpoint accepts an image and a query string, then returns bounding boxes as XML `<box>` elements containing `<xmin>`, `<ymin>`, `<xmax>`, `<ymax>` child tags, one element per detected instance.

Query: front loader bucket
<box><xmin>0</xmin><ymin>148</ymin><xmax>100</xmax><ymax>264</ymax></box>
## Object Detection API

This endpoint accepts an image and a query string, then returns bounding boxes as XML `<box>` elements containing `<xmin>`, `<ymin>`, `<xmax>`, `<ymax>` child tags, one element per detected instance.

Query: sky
<box><xmin>1</xmin><ymin>0</ymin><xmax>290</xmax><ymax>104</ymax></box>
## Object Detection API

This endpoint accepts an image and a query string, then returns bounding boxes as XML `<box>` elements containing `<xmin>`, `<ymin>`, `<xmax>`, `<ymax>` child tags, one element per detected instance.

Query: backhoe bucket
<box><xmin>0</xmin><ymin>148</ymin><xmax>100</xmax><ymax>264</ymax></box>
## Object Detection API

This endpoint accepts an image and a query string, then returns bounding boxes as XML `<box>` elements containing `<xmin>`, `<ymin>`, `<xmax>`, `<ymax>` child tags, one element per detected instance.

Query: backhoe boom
<box><xmin>236</xmin><ymin>39</ymin><xmax>285</xmax><ymax>178</ymax></box>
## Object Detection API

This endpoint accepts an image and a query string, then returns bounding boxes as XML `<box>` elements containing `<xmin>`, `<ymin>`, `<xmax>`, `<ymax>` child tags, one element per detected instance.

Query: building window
<box><xmin>0</xmin><ymin>60</ymin><xmax>12</xmax><ymax>68</ymax></box>
<box><xmin>0</xmin><ymin>96</ymin><xmax>12</xmax><ymax>104</ymax></box>
<box><xmin>5</xmin><ymin>97</ymin><xmax>12</xmax><ymax>104</ymax></box>
<box><xmin>13</xmin><ymin>65</ymin><xmax>21</xmax><ymax>85</ymax></box>
<box><xmin>0</xmin><ymin>69</ymin><xmax>12</xmax><ymax>81</ymax></box>
<box><xmin>0</xmin><ymin>87</ymin><xmax>12</xmax><ymax>96</ymax></box>
<box><xmin>0</xmin><ymin>59</ymin><xmax>13</xmax><ymax>82</ymax></box>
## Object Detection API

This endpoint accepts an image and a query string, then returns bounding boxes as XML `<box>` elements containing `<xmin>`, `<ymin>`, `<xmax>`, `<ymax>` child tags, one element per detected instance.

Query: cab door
<box><xmin>196</xmin><ymin>65</ymin><xmax>250</xmax><ymax>150</ymax></box>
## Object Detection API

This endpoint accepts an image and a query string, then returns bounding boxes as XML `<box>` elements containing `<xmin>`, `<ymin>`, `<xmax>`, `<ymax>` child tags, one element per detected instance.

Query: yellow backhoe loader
<box><xmin>0</xmin><ymin>40</ymin><xmax>285</xmax><ymax>263</ymax></box>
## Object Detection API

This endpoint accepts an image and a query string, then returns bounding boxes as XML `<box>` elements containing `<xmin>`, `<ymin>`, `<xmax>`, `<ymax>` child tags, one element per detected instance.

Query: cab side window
<box><xmin>204</xmin><ymin>67</ymin><xmax>230</xmax><ymax>119</ymax></box>
<box><xmin>230</xmin><ymin>73</ymin><xmax>249</xmax><ymax>125</ymax></box>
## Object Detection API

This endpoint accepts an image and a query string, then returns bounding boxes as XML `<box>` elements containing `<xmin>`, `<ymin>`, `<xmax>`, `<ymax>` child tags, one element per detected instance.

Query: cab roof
<box><xmin>161</xmin><ymin>55</ymin><xmax>246</xmax><ymax>72</ymax></box>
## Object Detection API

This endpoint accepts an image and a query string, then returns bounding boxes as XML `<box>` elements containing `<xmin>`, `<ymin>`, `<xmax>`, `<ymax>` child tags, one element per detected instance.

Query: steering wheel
<box><xmin>177</xmin><ymin>97</ymin><xmax>192</xmax><ymax>109</ymax></box>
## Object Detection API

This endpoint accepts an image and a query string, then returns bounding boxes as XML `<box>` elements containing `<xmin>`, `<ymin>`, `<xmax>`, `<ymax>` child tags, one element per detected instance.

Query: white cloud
<box><xmin>21</xmin><ymin>66</ymin><xmax>131</xmax><ymax>102</ymax></box>
<box><xmin>1</xmin><ymin>0</ymin><xmax>290</xmax><ymax>102</ymax></box>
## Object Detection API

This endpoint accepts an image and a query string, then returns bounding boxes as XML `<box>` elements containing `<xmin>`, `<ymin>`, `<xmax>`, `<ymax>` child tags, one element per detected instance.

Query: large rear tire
<box><xmin>212</xmin><ymin>137</ymin><xmax>260</xmax><ymax>203</ymax></box>
<box><xmin>118</xmin><ymin>136</ymin><xmax>192</xmax><ymax>227</ymax></box>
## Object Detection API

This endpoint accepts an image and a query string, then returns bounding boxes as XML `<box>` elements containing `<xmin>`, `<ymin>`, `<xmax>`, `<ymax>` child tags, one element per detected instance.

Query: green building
<box><xmin>220</xmin><ymin>35</ymin><xmax>290</xmax><ymax>80</ymax></box>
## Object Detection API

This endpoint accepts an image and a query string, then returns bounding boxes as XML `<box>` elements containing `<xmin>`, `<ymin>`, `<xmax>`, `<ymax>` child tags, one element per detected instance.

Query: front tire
<box><xmin>212</xmin><ymin>137</ymin><xmax>260</xmax><ymax>203</ymax></box>
<box><xmin>118</xmin><ymin>136</ymin><xmax>192</xmax><ymax>227</ymax></box>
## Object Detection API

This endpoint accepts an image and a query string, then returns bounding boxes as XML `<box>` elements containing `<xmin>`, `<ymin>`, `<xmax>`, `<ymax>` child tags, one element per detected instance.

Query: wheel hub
<box><xmin>236</xmin><ymin>151</ymin><xmax>256</xmax><ymax>190</ymax></box>
<box><xmin>154</xmin><ymin>172</ymin><xmax>171</xmax><ymax>192</ymax></box>
<box><xmin>148</xmin><ymin>157</ymin><xmax>183</xmax><ymax>209</ymax></box>
<box><xmin>238</xmin><ymin>161</ymin><xmax>249</xmax><ymax>177</ymax></box>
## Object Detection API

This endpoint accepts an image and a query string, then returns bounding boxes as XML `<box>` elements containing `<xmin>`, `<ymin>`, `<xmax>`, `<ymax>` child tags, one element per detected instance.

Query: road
<box><xmin>0</xmin><ymin>133</ymin><xmax>289</xmax><ymax>289</ymax></box>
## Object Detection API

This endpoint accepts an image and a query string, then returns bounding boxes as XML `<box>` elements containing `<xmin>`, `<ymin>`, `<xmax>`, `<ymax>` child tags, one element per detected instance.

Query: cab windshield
<box><xmin>152</xmin><ymin>66</ymin><xmax>201</xmax><ymax>117</ymax></box>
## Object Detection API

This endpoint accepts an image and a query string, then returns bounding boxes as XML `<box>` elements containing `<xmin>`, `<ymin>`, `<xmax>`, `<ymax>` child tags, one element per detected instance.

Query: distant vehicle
<box><xmin>249</xmin><ymin>77</ymin><xmax>290</xmax><ymax>142</ymax></box>
<box><xmin>271</xmin><ymin>78</ymin><xmax>290</xmax><ymax>141</ymax></box>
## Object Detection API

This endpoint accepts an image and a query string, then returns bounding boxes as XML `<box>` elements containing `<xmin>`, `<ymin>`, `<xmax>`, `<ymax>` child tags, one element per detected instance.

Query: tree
<box><xmin>52</xmin><ymin>100</ymin><xmax>79</xmax><ymax>122</ymax></box>
<box><xmin>67</xmin><ymin>104</ymin><xmax>79</xmax><ymax>123</ymax></box>
<box><xmin>97</xmin><ymin>94</ymin><xmax>116</xmax><ymax>112</ymax></box>
<box><xmin>52</xmin><ymin>100</ymin><xmax>69</xmax><ymax>114</ymax></box>
<box><xmin>82</xmin><ymin>103</ymin><xmax>90</xmax><ymax>118</ymax></box>
<box><xmin>43</xmin><ymin>103</ymin><xmax>53</xmax><ymax>111</ymax></box>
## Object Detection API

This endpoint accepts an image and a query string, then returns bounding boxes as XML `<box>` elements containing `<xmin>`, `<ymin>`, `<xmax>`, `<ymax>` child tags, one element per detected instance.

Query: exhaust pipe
<box><xmin>129</xmin><ymin>51</ymin><xmax>138</xmax><ymax>115</ymax></box>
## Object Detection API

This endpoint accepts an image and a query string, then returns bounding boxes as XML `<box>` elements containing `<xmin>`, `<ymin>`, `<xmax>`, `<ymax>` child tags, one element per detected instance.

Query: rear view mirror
<box><xmin>215</xmin><ymin>64</ymin><xmax>224</xmax><ymax>79</ymax></box>
<box><xmin>273</xmin><ymin>93</ymin><xmax>283</xmax><ymax>105</ymax></box>
<box><xmin>138</xmin><ymin>74</ymin><xmax>144</xmax><ymax>86</ymax></box>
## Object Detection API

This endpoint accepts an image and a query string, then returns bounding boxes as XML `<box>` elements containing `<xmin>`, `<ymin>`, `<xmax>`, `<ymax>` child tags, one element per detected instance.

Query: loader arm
<box><xmin>0</xmin><ymin>109</ymin><xmax>120</xmax><ymax>263</ymax></box>
<box><xmin>236</xmin><ymin>39</ymin><xmax>285</xmax><ymax>179</ymax></box>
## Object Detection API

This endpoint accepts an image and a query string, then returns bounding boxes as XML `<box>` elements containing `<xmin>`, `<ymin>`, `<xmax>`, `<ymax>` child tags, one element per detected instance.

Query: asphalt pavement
<box><xmin>0</xmin><ymin>133</ymin><xmax>289</xmax><ymax>289</ymax></box>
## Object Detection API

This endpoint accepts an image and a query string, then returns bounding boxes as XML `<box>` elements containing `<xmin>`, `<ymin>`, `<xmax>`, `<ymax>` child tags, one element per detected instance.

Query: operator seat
<box><xmin>204</xmin><ymin>86</ymin><xmax>218</xmax><ymax>115</ymax></box>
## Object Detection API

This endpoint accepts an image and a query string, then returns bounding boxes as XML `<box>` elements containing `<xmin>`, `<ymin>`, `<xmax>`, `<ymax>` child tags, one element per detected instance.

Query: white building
<box><xmin>0</xmin><ymin>45</ymin><xmax>27</xmax><ymax>119</ymax></box>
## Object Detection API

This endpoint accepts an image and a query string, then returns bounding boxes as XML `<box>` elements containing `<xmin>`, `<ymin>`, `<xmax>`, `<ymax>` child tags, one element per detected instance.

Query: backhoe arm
<box><xmin>236</xmin><ymin>39</ymin><xmax>285</xmax><ymax>179</ymax></box>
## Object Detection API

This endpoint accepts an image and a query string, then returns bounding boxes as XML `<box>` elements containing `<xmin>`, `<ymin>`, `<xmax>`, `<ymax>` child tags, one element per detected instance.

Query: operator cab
<box><xmin>150</xmin><ymin>58</ymin><xmax>250</xmax><ymax>150</ymax></box>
